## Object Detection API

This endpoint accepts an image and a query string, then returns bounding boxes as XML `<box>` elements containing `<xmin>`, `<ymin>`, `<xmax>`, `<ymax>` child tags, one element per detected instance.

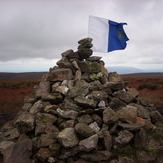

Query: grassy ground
<box><xmin>122</xmin><ymin>77</ymin><xmax>163</xmax><ymax>107</ymax></box>
<box><xmin>0</xmin><ymin>77</ymin><xmax>162</xmax><ymax>127</ymax></box>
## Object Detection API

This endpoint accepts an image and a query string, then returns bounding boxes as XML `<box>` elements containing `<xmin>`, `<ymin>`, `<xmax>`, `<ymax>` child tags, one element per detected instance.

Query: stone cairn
<box><xmin>0</xmin><ymin>38</ymin><xmax>163</xmax><ymax>163</ymax></box>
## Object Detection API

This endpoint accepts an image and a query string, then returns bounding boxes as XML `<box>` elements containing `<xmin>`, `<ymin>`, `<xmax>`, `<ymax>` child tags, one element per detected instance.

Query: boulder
<box><xmin>74</xmin><ymin>96</ymin><xmax>97</xmax><ymax>108</ymax></box>
<box><xmin>3</xmin><ymin>139</ymin><xmax>33</xmax><ymax>163</ymax></box>
<box><xmin>103</xmin><ymin>107</ymin><xmax>119</xmax><ymax>125</ymax></box>
<box><xmin>14</xmin><ymin>112</ymin><xmax>35</xmax><ymax>134</ymax></box>
<box><xmin>75</xmin><ymin>123</ymin><xmax>95</xmax><ymax>138</ymax></box>
<box><xmin>116</xmin><ymin>105</ymin><xmax>138</xmax><ymax>123</ymax></box>
<box><xmin>79</xmin><ymin>134</ymin><xmax>98</xmax><ymax>152</ymax></box>
<box><xmin>78</xmin><ymin>61</ymin><xmax>101</xmax><ymax>73</ymax></box>
<box><xmin>115</xmin><ymin>130</ymin><xmax>134</xmax><ymax>145</ymax></box>
<box><xmin>46</xmin><ymin>68</ymin><xmax>73</xmax><ymax>81</ymax></box>
<box><xmin>58</xmin><ymin>128</ymin><xmax>79</xmax><ymax>148</ymax></box>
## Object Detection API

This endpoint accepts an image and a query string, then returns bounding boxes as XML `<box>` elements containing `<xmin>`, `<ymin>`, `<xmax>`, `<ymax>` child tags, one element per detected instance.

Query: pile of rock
<box><xmin>0</xmin><ymin>38</ymin><xmax>163</xmax><ymax>163</ymax></box>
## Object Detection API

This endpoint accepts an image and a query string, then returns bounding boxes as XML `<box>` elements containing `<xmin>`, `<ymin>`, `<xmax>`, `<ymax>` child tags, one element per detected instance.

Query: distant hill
<box><xmin>121</xmin><ymin>72</ymin><xmax>163</xmax><ymax>78</ymax></box>
<box><xmin>0</xmin><ymin>72</ymin><xmax>47</xmax><ymax>80</ymax></box>
<box><xmin>106</xmin><ymin>66</ymin><xmax>144</xmax><ymax>74</ymax></box>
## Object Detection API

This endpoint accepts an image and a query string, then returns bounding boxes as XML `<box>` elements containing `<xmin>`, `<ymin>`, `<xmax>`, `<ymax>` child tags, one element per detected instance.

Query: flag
<box><xmin>88</xmin><ymin>15</ymin><xmax>129</xmax><ymax>52</ymax></box>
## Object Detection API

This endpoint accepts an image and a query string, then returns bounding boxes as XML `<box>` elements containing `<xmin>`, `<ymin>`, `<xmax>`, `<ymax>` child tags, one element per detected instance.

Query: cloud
<box><xmin>0</xmin><ymin>0</ymin><xmax>163</xmax><ymax>72</ymax></box>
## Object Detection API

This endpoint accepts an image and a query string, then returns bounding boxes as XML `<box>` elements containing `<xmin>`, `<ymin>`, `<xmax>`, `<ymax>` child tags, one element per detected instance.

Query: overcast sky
<box><xmin>0</xmin><ymin>0</ymin><xmax>163</xmax><ymax>72</ymax></box>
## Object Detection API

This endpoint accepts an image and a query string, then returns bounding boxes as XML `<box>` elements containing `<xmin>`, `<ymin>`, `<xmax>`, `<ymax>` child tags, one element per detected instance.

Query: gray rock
<box><xmin>3</xmin><ymin>128</ymin><xmax>20</xmax><ymax>140</ymax></box>
<box><xmin>114</xmin><ymin>90</ymin><xmax>134</xmax><ymax>104</ymax></box>
<box><xmin>24</xmin><ymin>95</ymin><xmax>37</xmax><ymax>104</ymax></box>
<box><xmin>91</xmin><ymin>114</ymin><xmax>102</xmax><ymax>127</ymax></box>
<box><xmin>44</xmin><ymin>104</ymin><xmax>59</xmax><ymax>112</ymax></box>
<box><xmin>59</xmin><ymin>146</ymin><xmax>80</xmax><ymax>159</ymax></box>
<box><xmin>150</xmin><ymin>111</ymin><xmax>162</xmax><ymax>124</ymax></box>
<box><xmin>55</xmin><ymin>85</ymin><xmax>69</xmax><ymax>95</ymax></box>
<box><xmin>127</xmin><ymin>88</ymin><xmax>139</xmax><ymax>98</ymax></box>
<box><xmin>134</xmin><ymin>128</ymin><xmax>148</xmax><ymax>149</ymax></box>
<box><xmin>129</xmin><ymin>103</ymin><xmax>151</xmax><ymax>121</ymax></box>
<box><xmin>14</xmin><ymin>112</ymin><xmax>35</xmax><ymax>134</ymax></box>
<box><xmin>2</xmin><ymin>139</ymin><xmax>33</xmax><ymax>163</ymax></box>
<box><xmin>61</xmin><ymin>49</ymin><xmax>74</xmax><ymax>57</ymax></box>
<box><xmin>109</xmin><ymin>97</ymin><xmax>126</xmax><ymax>111</ymax></box>
<box><xmin>89</xmin><ymin>122</ymin><xmax>100</xmax><ymax>132</ymax></box>
<box><xmin>108</xmin><ymin>72</ymin><xmax>122</xmax><ymax>83</ymax></box>
<box><xmin>41</xmin><ymin>93</ymin><xmax>63</xmax><ymax>104</ymax></box>
<box><xmin>78</xmin><ymin>38</ymin><xmax>92</xmax><ymax>44</ymax></box>
<box><xmin>136</xmin><ymin>151</ymin><xmax>156</xmax><ymax>163</ymax></box>
<box><xmin>116</xmin><ymin>105</ymin><xmax>137</xmax><ymax>123</ymax></box>
<box><xmin>38</xmin><ymin>133</ymin><xmax>57</xmax><ymax>148</ymax></box>
<box><xmin>115</xmin><ymin>130</ymin><xmax>134</xmax><ymax>145</ymax></box>
<box><xmin>80</xmin><ymin>151</ymin><xmax>111</xmax><ymax>161</ymax></box>
<box><xmin>35</xmin><ymin>113</ymin><xmax>58</xmax><ymax>135</ymax></box>
<box><xmin>139</xmin><ymin>98</ymin><xmax>154</xmax><ymax>107</ymax></box>
<box><xmin>46</xmin><ymin>68</ymin><xmax>73</xmax><ymax>82</ymax></box>
<box><xmin>72</xmin><ymin>60</ymin><xmax>80</xmax><ymax>69</ymax></box>
<box><xmin>103</xmin><ymin>107</ymin><xmax>119</xmax><ymax>125</ymax></box>
<box><xmin>58</xmin><ymin>128</ymin><xmax>79</xmax><ymax>148</ymax></box>
<box><xmin>79</xmin><ymin>134</ymin><xmax>98</xmax><ymax>152</ymax></box>
<box><xmin>75</xmin><ymin>123</ymin><xmax>95</xmax><ymax>138</ymax></box>
<box><xmin>103</xmin><ymin>132</ymin><xmax>112</xmax><ymax>150</ymax></box>
<box><xmin>59</xmin><ymin>120</ymin><xmax>76</xmax><ymax>129</ymax></box>
<box><xmin>75</xmin><ymin>70</ymin><xmax>82</xmax><ymax>80</ymax></box>
<box><xmin>35</xmin><ymin>147</ymin><xmax>51</xmax><ymax>162</ymax></box>
<box><xmin>61</xmin><ymin>98</ymin><xmax>81</xmax><ymax>111</ymax></box>
<box><xmin>118</xmin><ymin>122</ymin><xmax>145</xmax><ymax>131</ymax></box>
<box><xmin>21</xmin><ymin>103</ymin><xmax>33</xmax><ymax>111</ymax></box>
<box><xmin>57</xmin><ymin>108</ymin><xmax>78</xmax><ymax>120</ymax></box>
<box><xmin>0</xmin><ymin>141</ymin><xmax>14</xmax><ymax>154</ymax></box>
<box><xmin>98</xmin><ymin>100</ymin><xmax>106</xmax><ymax>108</ymax></box>
<box><xmin>68</xmin><ymin>80</ymin><xmax>90</xmax><ymax>98</ymax></box>
<box><xmin>30</xmin><ymin>100</ymin><xmax>44</xmax><ymax>114</ymax></box>
<box><xmin>78</xmin><ymin>61</ymin><xmax>101</xmax><ymax>73</ymax></box>
<box><xmin>104</xmin><ymin>81</ymin><xmax>125</xmax><ymax>92</ymax></box>
<box><xmin>74</xmin><ymin>96</ymin><xmax>97</xmax><ymax>108</ymax></box>
<box><xmin>35</xmin><ymin>81</ymin><xmax>51</xmax><ymax>97</ymax></box>
<box><xmin>86</xmin><ymin>56</ymin><xmax>102</xmax><ymax>61</ymax></box>
<box><xmin>86</xmin><ymin>91</ymin><xmax>108</xmax><ymax>101</ymax></box>
<box><xmin>36</xmin><ymin>113</ymin><xmax>58</xmax><ymax>124</ymax></box>
<box><xmin>78</xmin><ymin>114</ymin><xmax>93</xmax><ymax>125</ymax></box>
<box><xmin>56</xmin><ymin>57</ymin><xmax>73</xmax><ymax>69</ymax></box>
<box><xmin>49</xmin><ymin>143</ymin><xmax>61</xmax><ymax>158</ymax></box>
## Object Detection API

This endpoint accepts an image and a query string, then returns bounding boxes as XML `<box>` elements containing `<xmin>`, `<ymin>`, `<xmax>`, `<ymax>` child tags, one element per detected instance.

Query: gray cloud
<box><xmin>0</xmin><ymin>0</ymin><xmax>163</xmax><ymax>72</ymax></box>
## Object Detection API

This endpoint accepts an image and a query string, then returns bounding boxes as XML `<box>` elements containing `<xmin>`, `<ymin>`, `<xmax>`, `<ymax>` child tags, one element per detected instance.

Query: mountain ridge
<box><xmin>0</xmin><ymin>71</ymin><xmax>163</xmax><ymax>80</ymax></box>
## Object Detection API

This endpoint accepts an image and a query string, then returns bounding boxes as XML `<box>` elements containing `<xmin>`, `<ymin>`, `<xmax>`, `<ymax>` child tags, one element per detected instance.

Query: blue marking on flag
<box><xmin>108</xmin><ymin>20</ymin><xmax>129</xmax><ymax>52</ymax></box>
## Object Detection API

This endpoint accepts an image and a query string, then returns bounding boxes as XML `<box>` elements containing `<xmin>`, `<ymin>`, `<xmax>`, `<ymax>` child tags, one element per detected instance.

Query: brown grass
<box><xmin>0</xmin><ymin>79</ymin><xmax>39</xmax><ymax>127</ymax></box>
<box><xmin>0</xmin><ymin>77</ymin><xmax>163</xmax><ymax>127</ymax></box>
<box><xmin>122</xmin><ymin>77</ymin><xmax>163</xmax><ymax>107</ymax></box>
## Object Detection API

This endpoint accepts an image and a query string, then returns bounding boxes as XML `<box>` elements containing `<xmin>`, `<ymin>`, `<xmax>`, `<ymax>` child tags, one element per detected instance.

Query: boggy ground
<box><xmin>0</xmin><ymin>77</ymin><xmax>162</xmax><ymax>127</ymax></box>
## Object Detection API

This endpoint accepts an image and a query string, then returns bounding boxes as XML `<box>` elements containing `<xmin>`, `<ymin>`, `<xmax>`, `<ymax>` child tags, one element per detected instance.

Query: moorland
<box><xmin>0</xmin><ymin>73</ymin><xmax>163</xmax><ymax>127</ymax></box>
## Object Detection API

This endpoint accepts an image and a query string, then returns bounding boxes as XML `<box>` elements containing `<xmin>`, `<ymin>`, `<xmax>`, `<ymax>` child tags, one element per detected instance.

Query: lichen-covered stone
<box><xmin>68</xmin><ymin>80</ymin><xmax>90</xmax><ymax>98</ymax></box>
<box><xmin>78</xmin><ymin>61</ymin><xmax>101</xmax><ymax>73</ymax></box>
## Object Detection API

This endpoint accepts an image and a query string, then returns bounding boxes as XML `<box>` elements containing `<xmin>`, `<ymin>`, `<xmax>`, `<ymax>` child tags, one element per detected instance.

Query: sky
<box><xmin>0</xmin><ymin>0</ymin><xmax>163</xmax><ymax>72</ymax></box>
